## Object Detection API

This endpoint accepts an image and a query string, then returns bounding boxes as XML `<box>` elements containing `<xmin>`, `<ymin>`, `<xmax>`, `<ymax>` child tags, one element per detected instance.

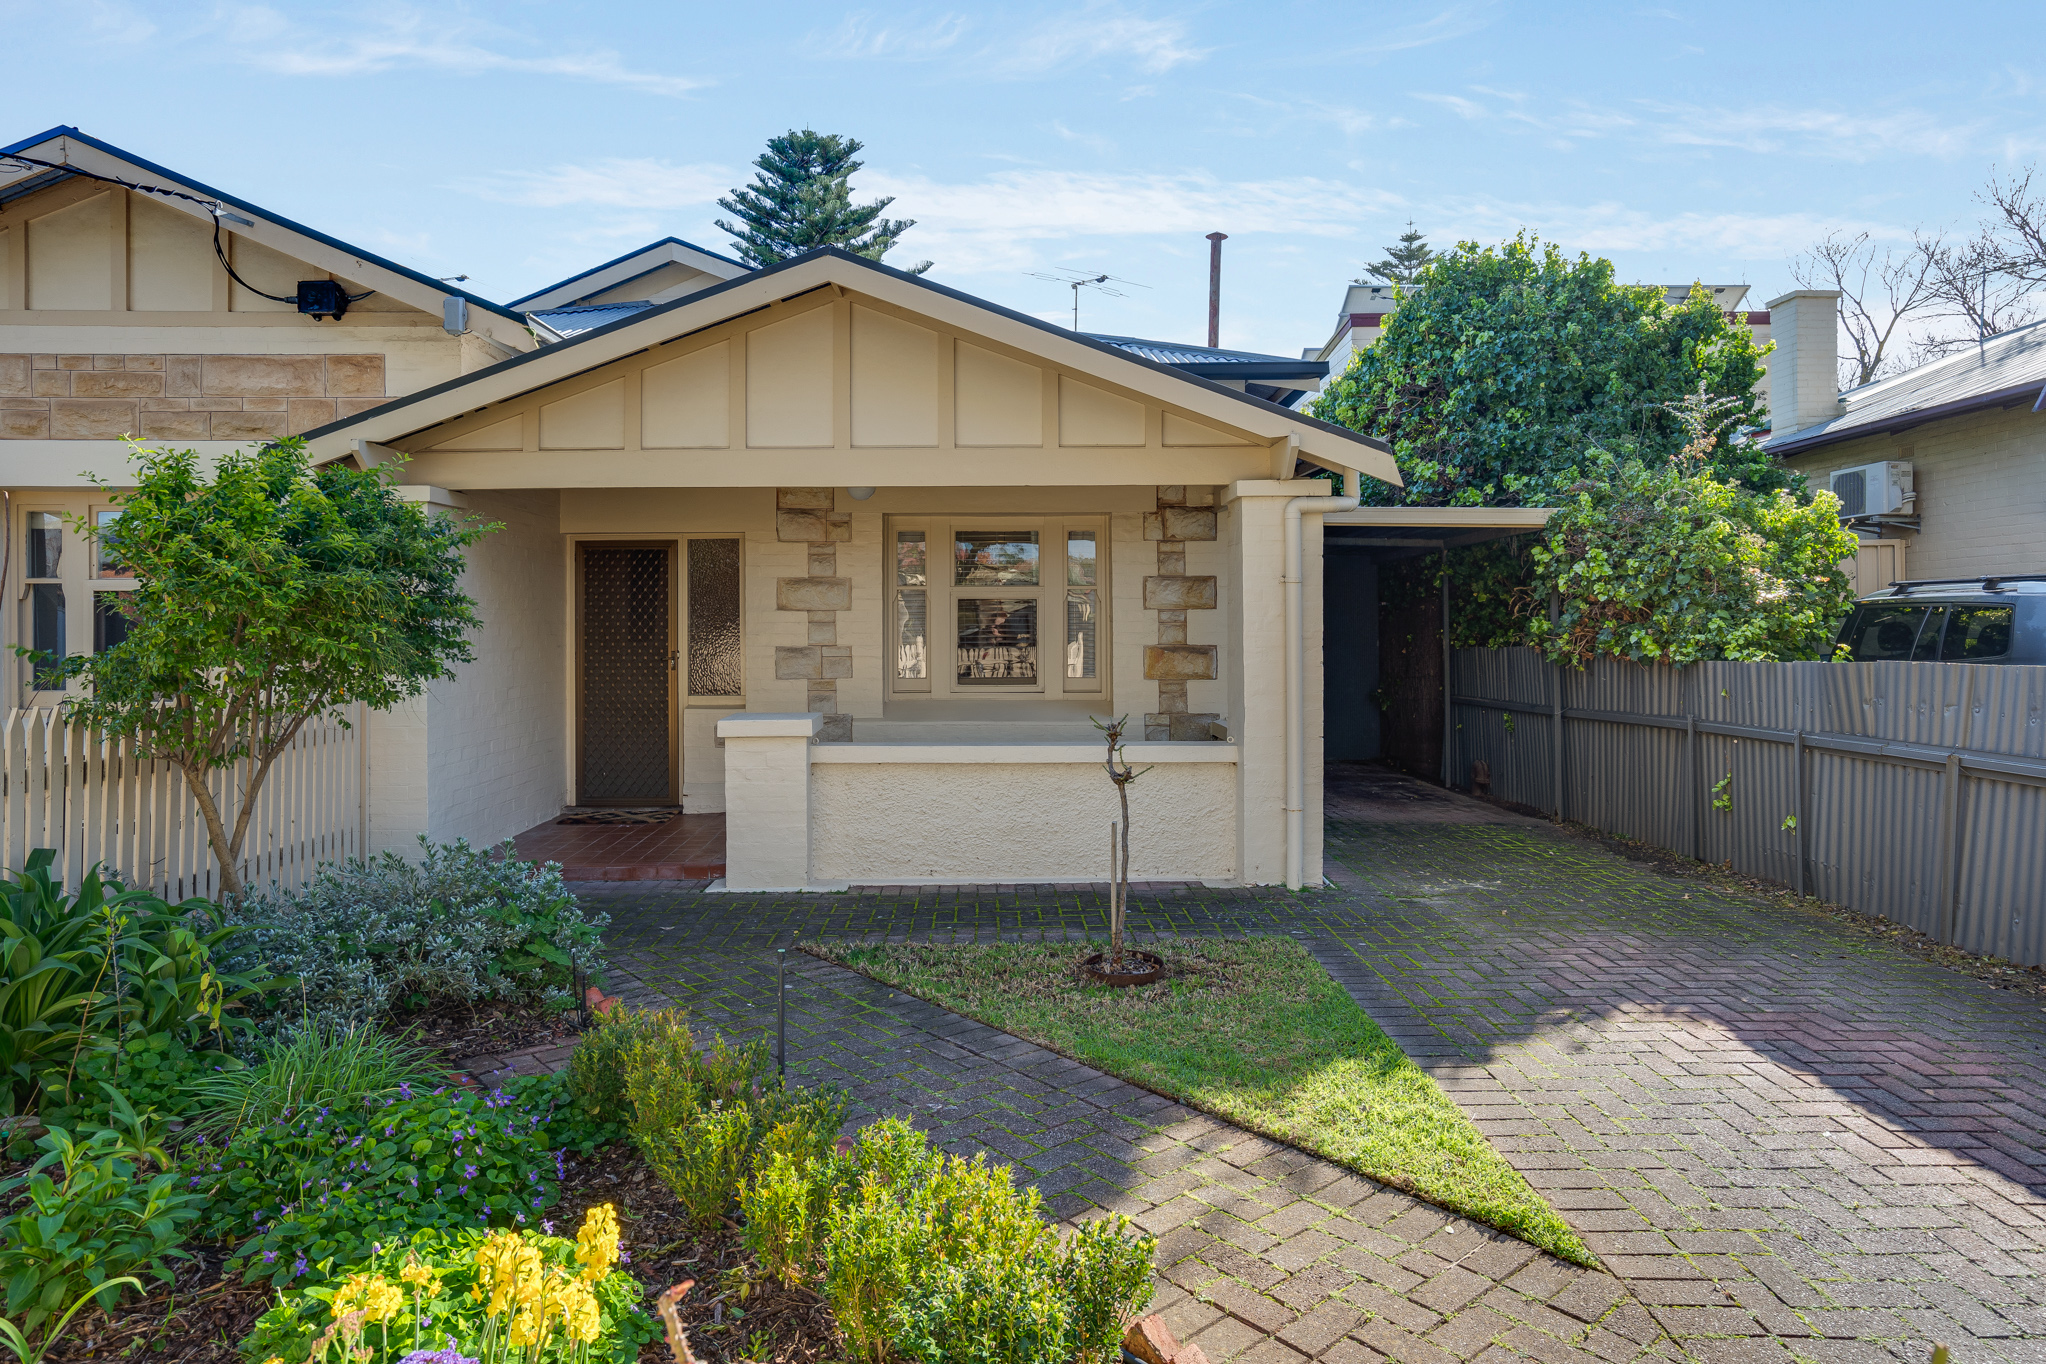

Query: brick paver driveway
<box><xmin>480</xmin><ymin>765</ymin><xmax>2046</xmax><ymax>1362</ymax></box>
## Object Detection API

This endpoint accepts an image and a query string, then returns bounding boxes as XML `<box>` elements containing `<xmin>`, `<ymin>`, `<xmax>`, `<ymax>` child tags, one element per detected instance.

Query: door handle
<box><xmin>669</xmin><ymin>648</ymin><xmax>680</xmax><ymax>671</ymax></box>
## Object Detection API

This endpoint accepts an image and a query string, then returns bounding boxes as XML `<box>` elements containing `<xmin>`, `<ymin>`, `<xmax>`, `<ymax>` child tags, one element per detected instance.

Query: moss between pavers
<box><xmin>811</xmin><ymin>935</ymin><xmax>1594</xmax><ymax>1267</ymax></box>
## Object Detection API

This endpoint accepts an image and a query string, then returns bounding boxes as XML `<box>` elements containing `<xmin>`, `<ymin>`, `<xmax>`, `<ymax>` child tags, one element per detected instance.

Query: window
<box><xmin>23</xmin><ymin>511</ymin><xmax>64</xmax><ymax>691</ymax></box>
<box><xmin>1941</xmin><ymin>605</ymin><xmax>2014</xmax><ymax>660</ymax></box>
<box><xmin>94</xmin><ymin>593</ymin><xmax>134</xmax><ymax>652</ymax></box>
<box><xmin>888</xmin><ymin>516</ymin><xmax>1107</xmax><ymax>699</ymax></box>
<box><xmin>94</xmin><ymin>509</ymin><xmax>126</xmax><ymax>579</ymax></box>
<box><xmin>685</xmin><ymin>537</ymin><xmax>743</xmax><ymax>698</ymax></box>
<box><xmin>1839</xmin><ymin>603</ymin><xmax>1928</xmax><ymax>661</ymax></box>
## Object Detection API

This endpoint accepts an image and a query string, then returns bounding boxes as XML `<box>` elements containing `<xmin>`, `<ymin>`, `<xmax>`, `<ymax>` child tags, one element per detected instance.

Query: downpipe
<box><xmin>1283</xmin><ymin>478</ymin><xmax>1359</xmax><ymax>890</ymax></box>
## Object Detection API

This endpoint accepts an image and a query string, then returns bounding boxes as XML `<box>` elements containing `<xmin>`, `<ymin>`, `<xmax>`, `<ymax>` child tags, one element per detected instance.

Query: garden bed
<box><xmin>40</xmin><ymin>1138</ymin><xmax>839</xmax><ymax>1364</ymax></box>
<box><xmin>813</xmin><ymin>935</ymin><xmax>1594</xmax><ymax>1266</ymax></box>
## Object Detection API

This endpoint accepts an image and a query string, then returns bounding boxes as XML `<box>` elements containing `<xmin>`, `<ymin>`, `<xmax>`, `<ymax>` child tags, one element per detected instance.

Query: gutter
<box><xmin>1283</xmin><ymin>475</ymin><xmax>1360</xmax><ymax>890</ymax></box>
<box><xmin>1767</xmin><ymin>380</ymin><xmax>2046</xmax><ymax>458</ymax></box>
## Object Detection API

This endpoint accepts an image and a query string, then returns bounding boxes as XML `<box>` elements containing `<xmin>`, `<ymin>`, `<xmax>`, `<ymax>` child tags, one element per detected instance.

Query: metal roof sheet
<box><xmin>1768</xmin><ymin>317</ymin><xmax>2046</xmax><ymax>455</ymax></box>
<box><xmin>1085</xmin><ymin>333</ymin><xmax>1327</xmax><ymax>376</ymax></box>
<box><xmin>528</xmin><ymin>301</ymin><xmax>656</xmax><ymax>338</ymax></box>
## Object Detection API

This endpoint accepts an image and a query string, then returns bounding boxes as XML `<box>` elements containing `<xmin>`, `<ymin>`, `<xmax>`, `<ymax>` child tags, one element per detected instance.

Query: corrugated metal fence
<box><xmin>1450</xmin><ymin>649</ymin><xmax>2046</xmax><ymax>967</ymax></box>
<box><xmin>0</xmin><ymin>707</ymin><xmax>363</xmax><ymax>899</ymax></box>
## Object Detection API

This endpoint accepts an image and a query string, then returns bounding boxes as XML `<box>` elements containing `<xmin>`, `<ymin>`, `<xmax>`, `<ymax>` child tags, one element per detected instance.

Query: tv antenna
<box><xmin>1025</xmin><ymin>268</ymin><xmax>1147</xmax><ymax>331</ymax></box>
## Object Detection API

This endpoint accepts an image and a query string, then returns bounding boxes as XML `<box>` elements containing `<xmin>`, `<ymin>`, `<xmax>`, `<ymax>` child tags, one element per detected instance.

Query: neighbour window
<box><xmin>23</xmin><ymin>511</ymin><xmax>64</xmax><ymax>691</ymax></box>
<box><xmin>95</xmin><ymin>509</ymin><xmax>126</xmax><ymax>579</ymax></box>
<box><xmin>94</xmin><ymin>594</ymin><xmax>134</xmax><ymax>652</ymax></box>
<box><xmin>888</xmin><ymin>516</ymin><xmax>1108</xmax><ymax>699</ymax></box>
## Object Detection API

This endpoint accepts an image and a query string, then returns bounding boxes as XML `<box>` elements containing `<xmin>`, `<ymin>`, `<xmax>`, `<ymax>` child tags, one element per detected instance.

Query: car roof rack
<box><xmin>1885</xmin><ymin>574</ymin><xmax>2046</xmax><ymax>595</ymax></box>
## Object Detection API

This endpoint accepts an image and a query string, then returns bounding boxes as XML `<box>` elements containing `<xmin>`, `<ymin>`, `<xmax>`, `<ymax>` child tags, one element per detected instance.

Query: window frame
<box><xmin>681</xmin><ymin>533</ymin><xmax>746</xmax><ymax>705</ymax></box>
<box><xmin>885</xmin><ymin>513</ymin><xmax>1110</xmax><ymax>703</ymax></box>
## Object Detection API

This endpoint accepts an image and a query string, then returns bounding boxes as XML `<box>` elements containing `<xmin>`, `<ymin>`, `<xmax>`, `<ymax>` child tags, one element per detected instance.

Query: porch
<box><xmin>511</xmin><ymin>809</ymin><xmax>725</xmax><ymax>881</ymax></box>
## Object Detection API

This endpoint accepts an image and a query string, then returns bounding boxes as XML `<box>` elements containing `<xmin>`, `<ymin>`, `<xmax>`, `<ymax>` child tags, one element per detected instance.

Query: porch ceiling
<box><xmin>1323</xmin><ymin>506</ymin><xmax>1554</xmax><ymax>558</ymax></box>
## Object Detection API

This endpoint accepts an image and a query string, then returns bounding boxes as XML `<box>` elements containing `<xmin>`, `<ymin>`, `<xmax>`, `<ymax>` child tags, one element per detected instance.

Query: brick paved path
<box><xmin>468</xmin><ymin>769</ymin><xmax>2046</xmax><ymax>1362</ymax></box>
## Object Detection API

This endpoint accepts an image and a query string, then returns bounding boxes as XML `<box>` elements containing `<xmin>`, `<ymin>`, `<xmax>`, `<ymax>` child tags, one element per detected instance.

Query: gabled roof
<box><xmin>1767</xmin><ymin>317</ymin><xmax>2046</xmax><ymax>457</ymax></box>
<box><xmin>0</xmin><ymin>126</ymin><xmax>528</xmax><ymax>346</ymax></box>
<box><xmin>507</xmin><ymin>237</ymin><xmax>750</xmax><ymax>311</ymax></box>
<box><xmin>300</xmin><ymin>246</ymin><xmax>1398</xmax><ymax>486</ymax></box>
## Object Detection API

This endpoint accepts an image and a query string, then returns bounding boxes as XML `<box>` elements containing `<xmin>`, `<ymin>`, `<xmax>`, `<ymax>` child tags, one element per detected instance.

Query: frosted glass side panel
<box><xmin>687</xmin><ymin>538</ymin><xmax>742</xmax><ymax>696</ymax></box>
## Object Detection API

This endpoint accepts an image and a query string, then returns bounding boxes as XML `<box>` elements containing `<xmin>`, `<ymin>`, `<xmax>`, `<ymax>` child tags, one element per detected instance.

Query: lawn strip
<box><xmin>810</xmin><ymin>935</ymin><xmax>1593</xmax><ymax>1266</ymax></box>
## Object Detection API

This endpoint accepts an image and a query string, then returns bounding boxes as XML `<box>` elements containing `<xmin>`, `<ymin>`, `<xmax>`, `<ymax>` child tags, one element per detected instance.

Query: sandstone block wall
<box><xmin>0</xmin><ymin>352</ymin><xmax>387</xmax><ymax>440</ymax></box>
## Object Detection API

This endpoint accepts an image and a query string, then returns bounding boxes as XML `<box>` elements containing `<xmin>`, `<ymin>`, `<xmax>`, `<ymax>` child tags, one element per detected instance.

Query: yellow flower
<box><xmin>364</xmin><ymin>1277</ymin><xmax>403</xmax><ymax>1324</ymax></box>
<box><xmin>560</xmin><ymin>1278</ymin><xmax>603</xmax><ymax>1344</ymax></box>
<box><xmin>399</xmin><ymin>1255</ymin><xmax>437</xmax><ymax>1288</ymax></box>
<box><xmin>575</xmin><ymin>1203</ymin><xmax>620</xmax><ymax>1283</ymax></box>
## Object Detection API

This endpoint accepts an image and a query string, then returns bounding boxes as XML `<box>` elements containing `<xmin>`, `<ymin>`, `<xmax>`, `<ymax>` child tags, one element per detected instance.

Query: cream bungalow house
<box><xmin>297</xmin><ymin>249</ymin><xmax>1400</xmax><ymax>890</ymax></box>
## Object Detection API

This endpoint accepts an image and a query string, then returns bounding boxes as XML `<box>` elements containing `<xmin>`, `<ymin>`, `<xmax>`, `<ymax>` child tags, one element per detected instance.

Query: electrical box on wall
<box><xmin>296</xmin><ymin>280</ymin><xmax>348</xmax><ymax>321</ymax></box>
<box><xmin>1829</xmin><ymin>461</ymin><xmax>1914</xmax><ymax>517</ymax></box>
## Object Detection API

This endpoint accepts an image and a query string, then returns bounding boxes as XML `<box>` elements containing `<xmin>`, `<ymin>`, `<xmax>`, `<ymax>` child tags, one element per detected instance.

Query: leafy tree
<box><xmin>56</xmin><ymin>439</ymin><xmax>492</xmax><ymax>899</ymax></box>
<box><xmin>716</xmin><ymin>128</ymin><xmax>930</xmax><ymax>274</ymax></box>
<box><xmin>1314</xmin><ymin>233</ymin><xmax>1778</xmax><ymax>505</ymax></box>
<box><xmin>1360</xmin><ymin>220</ymin><xmax>1434</xmax><ymax>286</ymax></box>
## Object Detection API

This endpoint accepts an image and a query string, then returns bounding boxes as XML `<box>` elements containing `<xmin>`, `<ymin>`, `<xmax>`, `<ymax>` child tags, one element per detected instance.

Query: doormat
<box><xmin>554</xmin><ymin>808</ymin><xmax>680</xmax><ymax>826</ymax></box>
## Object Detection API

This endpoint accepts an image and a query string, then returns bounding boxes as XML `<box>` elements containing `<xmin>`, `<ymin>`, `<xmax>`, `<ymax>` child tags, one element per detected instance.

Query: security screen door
<box><xmin>578</xmin><ymin>543</ymin><xmax>677</xmax><ymax>805</ymax></box>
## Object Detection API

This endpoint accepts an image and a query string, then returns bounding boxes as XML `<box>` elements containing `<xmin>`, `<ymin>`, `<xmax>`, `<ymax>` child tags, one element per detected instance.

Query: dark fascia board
<box><xmin>506</xmin><ymin>236</ymin><xmax>750</xmax><ymax>308</ymax></box>
<box><xmin>300</xmin><ymin>245</ymin><xmax>1395</xmax><ymax>460</ymax></box>
<box><xmin>0</xmin><ymin>125</ymin><xmax>523</xmax><ymax>323</ymax></box>
<box><xmin>1172</xmin><ymin>360</ymin><xmax>1329</xmax><ymax>380</ymax></box>
<box><xmin>1768</xmin><ymin>381</ymin><xmax>2046</xmax><ymax>458</ymax></box>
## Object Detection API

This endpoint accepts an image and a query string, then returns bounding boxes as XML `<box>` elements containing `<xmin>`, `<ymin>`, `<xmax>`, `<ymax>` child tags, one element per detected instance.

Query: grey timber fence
<box><xmin>1449</xmin><ymin>648</ymin><xmax>2046</xmax><ymax>968</ymax></box>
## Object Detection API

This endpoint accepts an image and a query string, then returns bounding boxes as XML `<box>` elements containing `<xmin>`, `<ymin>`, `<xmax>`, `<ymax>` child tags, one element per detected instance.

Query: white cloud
<box><xmin>454</xmin><ymin>159</ymin><xmax>734</xmax><ymax>211</ymax></box>
<box><xmin>1643</xmin><ymin>102</ymin><xmax>1984</xmax><ymax>162</ymax></box>
<box><xmin>1322</xmin><ymin>4</ymin><xmax>1493</xmax><ymax>58</ymax></box>
<box><xmin>1414</xmin><ymin>92</ymin><xmax>1486</xmax><ymax>120</ymax></box>
<box><xmin>1436</xmin><ymin>196</ymin><xmax>1902</xmax><ymax>259</ymax></box>
<box><xmin>801</xmin><ymin>11</ymin><xmax>970</xmax><ymax>60</ymax></box>
<box><xmin>209</xmin><ymin>4</ymin><xmax>709</xmax><ymax>95</ymax></box>
<box><xmin>988</xmin><ymin>5</ymin><xmax>1207</xmax><ymax>77</ymax></box>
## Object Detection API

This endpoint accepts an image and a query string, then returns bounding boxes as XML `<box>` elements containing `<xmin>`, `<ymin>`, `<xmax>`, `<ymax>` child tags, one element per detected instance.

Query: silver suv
<box><xmin>1834</xmin><ymin>577</ymin><xmax>2046</xmax><ymax>664</ymax></box>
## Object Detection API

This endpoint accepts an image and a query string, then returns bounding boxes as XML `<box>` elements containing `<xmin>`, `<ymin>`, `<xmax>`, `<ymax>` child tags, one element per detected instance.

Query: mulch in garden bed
<box><xmin>398</xmin><ymin>1000</ymin><xmax>591</xmax><ymax>1062</ymax></box>
<box><xmin>38</xmin><ymin>1140</ymin><xmax>838</xmax><ymax>1364</ymax></box>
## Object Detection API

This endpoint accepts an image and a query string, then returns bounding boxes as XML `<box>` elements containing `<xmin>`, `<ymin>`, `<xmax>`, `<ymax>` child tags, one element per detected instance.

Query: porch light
<box><xmin>848</xmin><ymin>487</ymin><xmax>876</xmax><ymax>500</ymax></box>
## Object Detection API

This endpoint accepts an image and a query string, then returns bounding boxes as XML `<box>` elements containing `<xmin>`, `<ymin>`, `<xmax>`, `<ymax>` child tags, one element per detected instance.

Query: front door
<box><xmin>577</xmin><ymin>543</ymin><xmax>677</xmax><ymax>805</ymax></box>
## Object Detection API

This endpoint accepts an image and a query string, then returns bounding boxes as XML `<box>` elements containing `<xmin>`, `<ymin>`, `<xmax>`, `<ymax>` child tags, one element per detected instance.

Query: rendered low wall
<box><xmin>808</xmin><ymin>744</ymin><xmax>1239</xmax><ymax>884</ymax></box>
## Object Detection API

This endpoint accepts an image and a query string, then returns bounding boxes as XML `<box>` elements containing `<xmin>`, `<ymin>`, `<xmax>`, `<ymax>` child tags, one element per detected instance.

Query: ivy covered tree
<box><xmin>58</xmin><ymin>439</ymin><xmax>492</xmax><ymax>898</ymax></box>
<box><xmin>1361</xmin><ymin>220</ymin><xmax>1434</xmax><ymax>286</ymax></box>
<box><xmin>1314</xmin><ymin>233</ymin><xmax>1777</xmax><ymax>505</ymax></box>
<box><xmin>715</xmin><ymin>128</ymin><xmax>931</xmax><ymax>274</ymax></box>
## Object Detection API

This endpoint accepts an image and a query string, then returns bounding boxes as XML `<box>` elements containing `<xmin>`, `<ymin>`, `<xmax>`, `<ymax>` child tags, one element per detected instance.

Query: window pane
<box><xmin>28</xmin><ymin>583</ymin><xmax>64</xmax><ymax>689</ymax></box>
<box><xmin>1840</xmin><ymin>604</ymin><xmax>1927</xmax><ymax>661</ymax></box>
<box><xmin>96</xmin><ymin>510</ymin><xmax>126</xmax><ymax>579</ymax></box>
<box><xmin>1910</xmin><ymin>606</ymin><xmax>1946</xmax><ymax>660</ymax></box>
<box><xmin>896</xmin><ymin>530</ymin><xmax>926</xmax><ymax>586</ymax></box>
<box><xmin>1066</xmin><ymin>588</ymin><xmax>1097</xmax><ymax>678</ymax></box>
<box><xmin>955</xmin><ymin>531</ymin><xmax>1039</xmax><ymax>586</ymax></box>
<box><xmin>686</xmin><ymin>538</ymin><xmax>742</xmax><ymax>696</ymax></box>
<box><xmin>1943</xmin><ymin>605</ymin><xmax>2015</xmax><ymax>660</ymax></box>
<box><xmin>897</xmin><ymin>589</ymin><xmax>928</xmax><ymax>679</ymax></box>
<box><xmin>94</xmin><ymin>593</ymin><xmax>133</xmax><ymax>652</ymax></box>
<box><xmin>956</xmin><ymin>598</ymin><xmax>1038</xmax><ymax>684</ymax></box>
<box><xmin>1067</xmin><ymin>530</ymin><xmax>1097</xmax><ymax>586</ymax></box>
<box><xmin>26</xmin><ymin>511</ymin><xmax>60</xmax><ymax>580</ymax></box>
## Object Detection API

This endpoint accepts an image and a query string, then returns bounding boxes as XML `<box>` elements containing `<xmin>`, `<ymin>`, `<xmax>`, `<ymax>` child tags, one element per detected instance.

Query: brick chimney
<box><xmin>1764</xmin><ymin>289</ymin><xmax>1844</xmax><ymax>436</ymax></box>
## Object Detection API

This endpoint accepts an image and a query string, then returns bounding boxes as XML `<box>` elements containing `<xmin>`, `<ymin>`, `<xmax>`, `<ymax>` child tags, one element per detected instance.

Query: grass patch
<box><xmin>815</xmin><ymin>936</ymin><xmax>1593</xmax><ymax>1266</ymax></box>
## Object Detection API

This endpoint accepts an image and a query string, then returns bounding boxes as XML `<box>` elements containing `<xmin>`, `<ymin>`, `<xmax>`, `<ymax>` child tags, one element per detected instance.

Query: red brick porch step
<box><xmin>511</xmin><ymin>810</ymin><xmax>725</xmax><ymax>881</ymax></box>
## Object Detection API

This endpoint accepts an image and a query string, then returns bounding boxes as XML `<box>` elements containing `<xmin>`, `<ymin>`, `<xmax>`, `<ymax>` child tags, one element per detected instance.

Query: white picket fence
<box><xmin>0</xmin><ymin>707</ymin><xmax>363</xmax><ymax>899</ymax></box>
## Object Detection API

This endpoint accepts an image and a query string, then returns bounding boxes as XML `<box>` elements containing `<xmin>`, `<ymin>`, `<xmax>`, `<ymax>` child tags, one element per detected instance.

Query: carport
<box><xmin>1322</xmin><ymin>506</ymin><xmax>1554</xmax><ymax>782</ymax></box>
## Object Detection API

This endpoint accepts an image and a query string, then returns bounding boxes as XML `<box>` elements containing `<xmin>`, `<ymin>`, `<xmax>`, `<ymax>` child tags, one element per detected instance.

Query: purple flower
<box><xmin>399</xmin><ymin>1082</ymin><xmax>413</xmax><ymax>1099</ymax></box>
<box><xmin>291</xmin><ymin>1253</ymin><xmax>308</xmax><ymax>1279</ymax></box>
<box><xmin>262</xmin><ymin>1250</ymin><xmax>277</xmax><ymax>1264</ymax></box>
<box><xmin>542</xmin><ymin>1220</ymin><xmax>555</xmax><ymax>1235</ymax></box>
<box><xmin>464</xmin><ymin>1165</ymin><xmax>478</xmax><ymax>1180</ymax></box>
<box><xmin>619</xmin><ymin>1250</ymin><xmax>632</xmax><ymax>1264</ymax></box>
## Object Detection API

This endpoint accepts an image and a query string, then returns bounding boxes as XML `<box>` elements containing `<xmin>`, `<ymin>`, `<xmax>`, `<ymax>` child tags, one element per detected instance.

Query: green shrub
<box><xmin>237</xmin><ymin>1215</ymin><xmax>658</xmax><ymax>1364</ymax></box>
<box><xmin>184</xmin><ymin>1020</ymin><xmax>440</xmax><ymax>1139</ymax></box>
<box><xmin>565</xmin><ymin>1004</ymin><xmax>676</xmax><ymax>1124</ymax></box>
<box><xmin>0</xmin><ymin>1096</ymin><xmax>202</xmax><ymax>1359</ymax></box>
<box><xmin>502</xmin><ymin>1069</ymin><xmax>627</xmax><ymax>1157</ymax></box>
<box><xmin>38</xmin><ymin>1032</ymin><xmax>243</xmax><ymax>1132</ymax></box>
<box><xmin>187</xmin><ymin>1080</ymin><xmax>560</xmax><ymax>1286</ymax></box>
<box><xmin>817</xmin><ymin>1120</ymin><xmax>1155</xmax><ymax>1364</ymax></box>
<box><xmin>0</xmin><ymin>851</ymin><xmax>261</xmax><ymax>1116</ymax></box>
<box><xmin>220</xmin><ymin>836</ymin><xmax>609</xmax><ymax>1030</ymax></box>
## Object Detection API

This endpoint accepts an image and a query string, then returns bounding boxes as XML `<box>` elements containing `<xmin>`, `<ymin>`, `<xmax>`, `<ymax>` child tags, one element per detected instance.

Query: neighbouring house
<box><xmin>1764</xmin><ymin>288</ymin><xmax>2046</xmax><ymax>592</ymax></box>
<box><xmin>1304</xmin><ymin>282</ymin><xmax>1775</xmax><ymax>411</ymax></box>
<box><xmin>0</xmin><ymin>125</ymin><xmax>543</xmax><ymax>714</ymax></box>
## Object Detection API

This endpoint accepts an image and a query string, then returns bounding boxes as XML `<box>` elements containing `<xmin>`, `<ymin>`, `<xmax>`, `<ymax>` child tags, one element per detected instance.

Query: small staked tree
<box><xmin>715</xmin><ymin>128</ymin><xmax>931</xmax><ymax>274</ymax></box>
<box><xmin>55</xmin><ymin>438</ymin><xmax>492</xmax><ymax>899</ymax></box>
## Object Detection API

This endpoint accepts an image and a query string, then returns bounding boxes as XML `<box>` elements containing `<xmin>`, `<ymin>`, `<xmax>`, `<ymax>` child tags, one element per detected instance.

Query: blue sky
<box><xmin>3</xmin><ymin>1</ymin><xmax>2040</xmax><ymax>359</ymax></box>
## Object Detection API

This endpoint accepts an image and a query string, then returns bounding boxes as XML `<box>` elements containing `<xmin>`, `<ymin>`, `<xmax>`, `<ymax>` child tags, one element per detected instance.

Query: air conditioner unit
<box><xmin>1829</xmin><ymin>461</ymin><xmax>1913</xmax><ymax>517</ymax></box>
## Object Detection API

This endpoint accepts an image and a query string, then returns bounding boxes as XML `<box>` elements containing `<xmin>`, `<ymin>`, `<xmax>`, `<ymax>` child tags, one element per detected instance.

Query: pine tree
<box><xmin>1359</xmin><ymin>221</ymin><xmax>1434</xmax><ymax>287</ymax></box>
<box><xmin>715</xmin><ymin>129</ymin><xmax>930</xmax><ymax>274</ymax></box>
